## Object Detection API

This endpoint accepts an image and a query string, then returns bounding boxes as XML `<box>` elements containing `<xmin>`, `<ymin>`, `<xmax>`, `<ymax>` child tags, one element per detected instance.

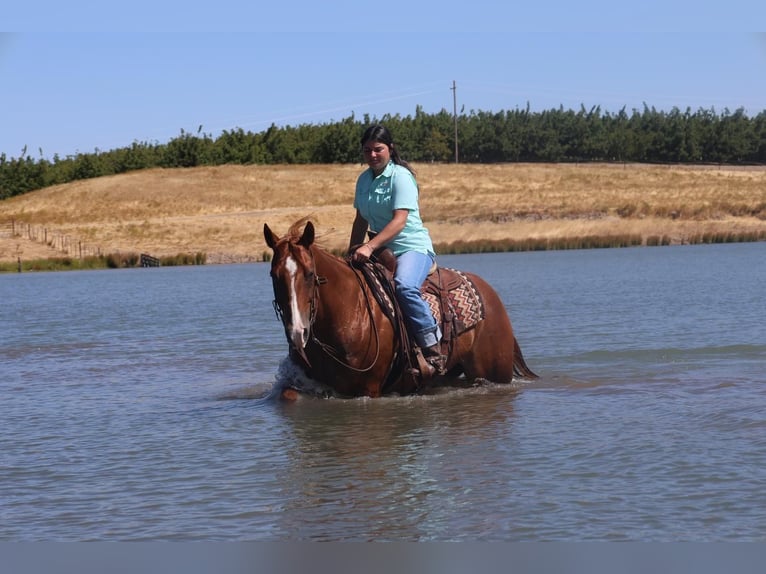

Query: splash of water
<box><xmin>273</xmin><ymin>356</ymin><xmax>337</xmax><ymax>398</ymax></box>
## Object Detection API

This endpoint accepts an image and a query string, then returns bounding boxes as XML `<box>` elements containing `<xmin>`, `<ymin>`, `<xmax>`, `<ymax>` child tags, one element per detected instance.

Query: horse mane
<box><xmin>284</xmin><ymin>216</ymin><xmax>345</xmax><ymax>261</ymax></box>
<box><xmin>285</xmin><ymin>216</ymin><xmax>314</xmax><ymax>241</ymax></box>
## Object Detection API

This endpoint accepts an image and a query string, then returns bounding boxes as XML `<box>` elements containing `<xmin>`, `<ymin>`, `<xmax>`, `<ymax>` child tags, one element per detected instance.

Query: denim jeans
<box><xmin>394</xmin><ymin>250</ymin><xmax>441</xmax><ymax>348</ymax></box>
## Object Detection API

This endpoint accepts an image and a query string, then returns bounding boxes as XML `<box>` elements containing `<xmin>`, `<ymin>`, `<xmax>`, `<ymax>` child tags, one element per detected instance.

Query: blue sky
<box><xmin>2</xmin><ymin>5</ymin><xmax>766</xmax><ymax>160</ymax></box>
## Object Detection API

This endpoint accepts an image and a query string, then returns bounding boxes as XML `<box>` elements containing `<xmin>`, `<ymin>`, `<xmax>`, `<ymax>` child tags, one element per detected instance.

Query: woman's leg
<box><xmin>394</xmin><ymin>250</ymin><xmax>441</xmax><ymax>348</ymax></box>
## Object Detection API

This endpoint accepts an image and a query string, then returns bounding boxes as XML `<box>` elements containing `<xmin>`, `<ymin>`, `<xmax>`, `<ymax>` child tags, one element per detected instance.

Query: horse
<box><xmin>263</xmin><ymin>217</ymin><xmax>537</xmax><ymax>398</ymax></box>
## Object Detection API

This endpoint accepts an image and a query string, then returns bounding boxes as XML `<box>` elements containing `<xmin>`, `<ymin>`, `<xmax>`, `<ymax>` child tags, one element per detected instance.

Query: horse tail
<box><xmin>512</xmin><ymin>337</ymin><xmax>539</xmax><ymax>379</ymax></box>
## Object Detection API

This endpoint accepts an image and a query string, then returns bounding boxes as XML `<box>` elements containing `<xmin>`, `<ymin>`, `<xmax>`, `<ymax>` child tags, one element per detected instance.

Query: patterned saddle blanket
<box><xmin>422</xmin><ymin>267</ymin><xmax>485</xmax><ymax>336</ymax></box>
<box><xmin>360</xmin><ymin>262</ymin><xmax>485</xmax><ymax>339</ymax></box>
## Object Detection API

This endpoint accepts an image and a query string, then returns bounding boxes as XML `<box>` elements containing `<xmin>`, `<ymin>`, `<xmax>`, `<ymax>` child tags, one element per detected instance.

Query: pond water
<box><xmin>1</xmin><ymin>242</ymin><xmax>764</xmax><ymax>541</ymax></box>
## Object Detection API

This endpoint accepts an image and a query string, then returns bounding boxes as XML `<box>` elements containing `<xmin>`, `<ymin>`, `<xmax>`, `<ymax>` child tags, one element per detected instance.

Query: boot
<box><xmin>422</xmin><ymin>344</ymin><xmax>447</xmax><ymax>376</ymax></box>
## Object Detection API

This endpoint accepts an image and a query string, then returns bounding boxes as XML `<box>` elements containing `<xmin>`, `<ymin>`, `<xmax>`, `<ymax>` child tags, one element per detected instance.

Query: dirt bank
<box><xmin>1</xmin><ymin>163</ymin><xmax>764</xmax><ymax>262</ymax></box>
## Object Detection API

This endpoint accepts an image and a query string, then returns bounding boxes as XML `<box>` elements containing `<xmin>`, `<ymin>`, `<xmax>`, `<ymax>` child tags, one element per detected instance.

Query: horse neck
<box><xmin>312</xmin><ymin>245</ymin><xmax>352</xmax><ymax>285</ymax></box>
<box><xmin>311</xmin><ymin>246</ymin><xmax>363</xmax><ymax>317</ymax></box>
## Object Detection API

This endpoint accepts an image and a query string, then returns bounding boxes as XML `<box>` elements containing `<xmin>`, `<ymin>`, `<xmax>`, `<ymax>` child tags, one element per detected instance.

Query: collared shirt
<box><xmin>354</xmin><ymin>162</ymin><xmax>435</xmax><ymax>257</ymax></box>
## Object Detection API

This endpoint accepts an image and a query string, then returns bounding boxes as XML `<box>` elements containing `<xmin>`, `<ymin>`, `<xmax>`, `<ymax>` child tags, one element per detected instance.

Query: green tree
<box><xmin>315</xmin><ymin>115</ymin><xmax>360</xmax><ymax>163</ymax></box>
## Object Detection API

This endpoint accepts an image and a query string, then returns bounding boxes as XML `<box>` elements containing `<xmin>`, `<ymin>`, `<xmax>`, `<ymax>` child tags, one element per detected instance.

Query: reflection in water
<box><xmin>272</xmin><ymin>385</ymin><xmax>519</xmax><ymax>541</ymax></box>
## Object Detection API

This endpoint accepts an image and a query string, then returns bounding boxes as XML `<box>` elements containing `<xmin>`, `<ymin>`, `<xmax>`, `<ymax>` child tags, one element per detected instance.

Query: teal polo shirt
<box><xmin>354</xmin><ymin>162</ymin><xmax>435</xmax><ymax>257</ymax></box>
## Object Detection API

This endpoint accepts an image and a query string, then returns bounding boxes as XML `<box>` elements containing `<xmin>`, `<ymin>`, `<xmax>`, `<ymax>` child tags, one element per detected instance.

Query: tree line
<box><xmin>2</xmin><ymin>103</ymin><xmax>765</xmax><ymax>200</ymax></box>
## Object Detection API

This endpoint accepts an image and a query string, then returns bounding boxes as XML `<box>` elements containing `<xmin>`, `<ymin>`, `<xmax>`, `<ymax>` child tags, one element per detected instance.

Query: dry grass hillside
<box><xmin>1</xmin><ymin>163</ymin><xmax>765</xmax><ymax>263</ymax></box>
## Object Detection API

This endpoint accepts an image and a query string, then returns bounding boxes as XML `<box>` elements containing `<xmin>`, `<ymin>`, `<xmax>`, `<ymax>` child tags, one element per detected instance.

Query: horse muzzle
<box><xmin>287</xmin><ymin>325</ymin><xmax>312</xmax><ymax>367</ymax></box>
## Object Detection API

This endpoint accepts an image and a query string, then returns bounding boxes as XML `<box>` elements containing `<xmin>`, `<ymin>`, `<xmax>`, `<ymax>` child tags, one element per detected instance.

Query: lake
<box><xmin>1</xmin><ymin>242</ymin><xmax>764</xmax><ymax>541</ymax></box>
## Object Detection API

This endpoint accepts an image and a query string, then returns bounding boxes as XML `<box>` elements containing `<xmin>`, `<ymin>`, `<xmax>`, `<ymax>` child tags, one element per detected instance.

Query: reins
<box><xmin>310</xmin><ymin>261</ymin><xmax>382</xmax><ymax>373</ymax></box>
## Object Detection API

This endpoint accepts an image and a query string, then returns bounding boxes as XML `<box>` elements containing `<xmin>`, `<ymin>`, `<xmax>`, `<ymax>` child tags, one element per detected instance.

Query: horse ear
<box><xmin>298</xmin><ymin>221</ymin><xmax>315</xmax><ymax>248</ymax></box>
<box><xmin>264</xmin><ymin>223</ymin><xmax>279</xmax><ymax>249</ymax></box>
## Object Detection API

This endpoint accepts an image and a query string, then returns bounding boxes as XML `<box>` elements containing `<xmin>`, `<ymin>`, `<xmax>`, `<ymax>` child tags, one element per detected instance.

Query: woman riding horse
<box><xmin>264</xmin><ymin>218</ymin><xmax>537</xmax><ymax>398</ymax></box>
<box><xmin>348</xmin><ymin>125</ymin><xmax>446</xmax><ymax>375</ymax></box>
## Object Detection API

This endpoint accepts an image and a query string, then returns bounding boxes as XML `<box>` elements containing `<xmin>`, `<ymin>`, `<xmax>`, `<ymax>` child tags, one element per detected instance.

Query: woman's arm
<box><xmin>348</xmin><ymin>210</ymin><xmax>370</xmax><ymax>251</ymax></box>
<box><xmin>366</xmin><ymin>209</ymin><xmax>407</xmax><ymax>250</ymax></box>
<box><xmin>351</xmin><ymin>209</ymin><xmax>408</xmax><ymax>263</ymax></box>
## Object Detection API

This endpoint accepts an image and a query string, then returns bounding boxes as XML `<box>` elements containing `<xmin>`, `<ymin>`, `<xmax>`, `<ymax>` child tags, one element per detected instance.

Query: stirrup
<box><xmin>425</xmin><ymin>354</ymin><xmax>447</xmax><ymax>376</ymax></box>
<box><xmin>414</xmin><ymin>348</ymin><xmax>439</xmax><ymax>379</ymax></box>
<box><xmin>419</xmin><ymin>345</ymin><xmax>447</xmax><ymax>376</ymax></box>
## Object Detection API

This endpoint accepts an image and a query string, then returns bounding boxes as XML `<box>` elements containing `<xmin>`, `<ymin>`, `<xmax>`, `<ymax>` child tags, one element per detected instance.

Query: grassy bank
<box><xmin>436</xmin><ymin>229</ymin><xmax>766</xmax><ymax>254</ymax></box>
<box><xmin>4</xmin><ymin>225</ymin><xmax>766</xmax><ymax>273</ymax></box>
<box><xmin>1</xmin><ymin>162</ymin><xmax>764</xmax><ymax>271</ymax></box>
<box><xmin>0</xmin><ymin>252</ymin><xmax>207</xmax><ymax>273</ymax></box>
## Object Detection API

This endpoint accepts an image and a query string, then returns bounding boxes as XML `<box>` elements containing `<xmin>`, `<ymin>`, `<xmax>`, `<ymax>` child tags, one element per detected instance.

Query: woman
<box><xmin>348</xmin><ymin>125</ymin><xmax>446</xmax><ymax>375</ymax></box>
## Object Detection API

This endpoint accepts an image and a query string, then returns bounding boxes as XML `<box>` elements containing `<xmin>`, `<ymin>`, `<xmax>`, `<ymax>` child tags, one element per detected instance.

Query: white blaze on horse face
<box><xmin>284</xmin><ymin>255</ymin><xmax>310</xmax><ymax>348</ymax></box>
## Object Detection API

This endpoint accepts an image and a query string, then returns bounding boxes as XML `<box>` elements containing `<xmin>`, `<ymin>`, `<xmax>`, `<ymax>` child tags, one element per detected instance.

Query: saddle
<box><xmin>350</xmin><ymin>245</ymin><xmax>485</xmax><ymax>390</ymax></box>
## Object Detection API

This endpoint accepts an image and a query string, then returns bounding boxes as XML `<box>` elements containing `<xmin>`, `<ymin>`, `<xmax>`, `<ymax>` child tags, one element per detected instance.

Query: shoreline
<box><xmin>3</xmin><ymin>226</ymin><xmax>763</xmax><ymax>272</ymax></box>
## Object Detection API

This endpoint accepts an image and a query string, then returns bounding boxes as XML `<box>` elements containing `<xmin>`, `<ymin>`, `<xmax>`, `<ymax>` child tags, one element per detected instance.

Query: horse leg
<box><xmin>456</xmin><ymin>324</ymin><xmax>516</xmax><ymax>384</ymax></box>
<box><xmin>452</xmin><ymin>274</ymin><xmax>520</xmax><ymax>384</ymax></box>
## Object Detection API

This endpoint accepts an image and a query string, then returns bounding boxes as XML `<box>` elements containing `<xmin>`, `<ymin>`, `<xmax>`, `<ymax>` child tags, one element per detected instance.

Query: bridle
<box><xmin>271</xmin><ymin>247</ymin><xmax>382</xmax><ymax>373</ymax></box>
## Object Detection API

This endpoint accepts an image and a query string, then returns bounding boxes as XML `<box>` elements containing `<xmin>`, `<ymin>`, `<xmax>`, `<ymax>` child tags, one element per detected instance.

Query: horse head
<box><xmin>264</xmin><ymin>219</ymin><xmax>317</xmax><ymax>366</ymax></box>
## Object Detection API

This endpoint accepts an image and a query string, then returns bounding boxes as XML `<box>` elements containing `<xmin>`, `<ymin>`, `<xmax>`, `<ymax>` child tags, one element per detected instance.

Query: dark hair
<box><xmin>360</xmin><ymin>124</ymin><xmax>416</xmax><ymax>176</ymax></box>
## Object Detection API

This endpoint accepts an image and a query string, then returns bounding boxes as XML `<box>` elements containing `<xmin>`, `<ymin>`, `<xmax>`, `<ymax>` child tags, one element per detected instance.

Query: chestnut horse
<box><xmin>264</xmin><ymin>218</ymin><xmax>536</xmax><ymax>398</ymax></box>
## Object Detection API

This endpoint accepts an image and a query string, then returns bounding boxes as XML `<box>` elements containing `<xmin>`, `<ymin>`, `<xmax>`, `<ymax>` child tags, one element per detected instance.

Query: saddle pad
<box><xmin>358</xmin><ymin>262</ymin><xmax>485</xmax><ymax>336</ymax></box>
<box><xmin>422</xmin><ymin>268</ymin><xmax>485</xmax><ymax>334</ymax></box>
<box><xmin>362</xmin><ymin>263</ymin><xmax>396</xmax><ymax>320</ymax></box>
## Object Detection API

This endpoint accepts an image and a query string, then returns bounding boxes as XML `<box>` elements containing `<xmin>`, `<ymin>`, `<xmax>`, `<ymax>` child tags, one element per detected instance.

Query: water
<box><xmin>1</xmin><ymin>243</ymin><xmax>764</xmax><ymax>541</ymax></box>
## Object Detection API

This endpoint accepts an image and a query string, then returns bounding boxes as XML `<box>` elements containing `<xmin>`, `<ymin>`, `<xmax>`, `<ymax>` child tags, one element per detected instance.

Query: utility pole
<box><xmin>451</xmin><ymin>80</ymin><xmax>459</xmax><ymax>163</ymax></box>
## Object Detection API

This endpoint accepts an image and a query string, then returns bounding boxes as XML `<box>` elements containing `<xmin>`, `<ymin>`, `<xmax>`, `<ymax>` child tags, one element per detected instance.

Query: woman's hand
<box><xmin>351</xmin><ymin>242</ymin><xmax>375</xmax><ymax>263</ymax></box>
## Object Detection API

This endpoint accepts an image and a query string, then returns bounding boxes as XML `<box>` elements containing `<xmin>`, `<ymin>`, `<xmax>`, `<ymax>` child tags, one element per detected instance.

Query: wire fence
<box><xmin>2</xmin><ymin>220</ymin><xmax>103</xmax><ymax>259</ymax></box>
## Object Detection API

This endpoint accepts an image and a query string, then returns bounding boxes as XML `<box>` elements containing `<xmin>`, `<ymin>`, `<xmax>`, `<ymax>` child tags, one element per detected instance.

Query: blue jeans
<box><xmin>394</xmin><ymin>251</ymin><xmax>441</xmax><ymax>348</ymax></box>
